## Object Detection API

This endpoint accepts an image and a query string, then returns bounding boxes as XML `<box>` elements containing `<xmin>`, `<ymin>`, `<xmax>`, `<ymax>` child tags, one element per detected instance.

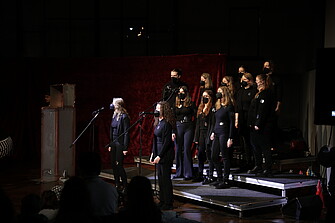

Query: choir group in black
<box><xmin>108</xmin><ymin>61</ymin><xmax>282</xmax><ymax>211</ymax></box>
<box><xmin>156</xmin><ymin>61</ymin><xmax>282</xmax><ymax>192</ymax></box>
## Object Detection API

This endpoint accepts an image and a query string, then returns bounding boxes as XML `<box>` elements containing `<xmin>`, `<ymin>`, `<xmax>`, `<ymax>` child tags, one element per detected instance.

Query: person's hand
<box><xmin>108</xmin><ymin>147</ymin><xmax>111</xmax><ymax>152</ymax></box>
<box><xmin>149</xmin><ymin>153</ymin><xmax>154</xmax><ymax>164</ymax></box>
<box><xmin>153</xmin><ymin>156</ymin><xmax>161</xmax><ymax>164</ymax></box>
<box><xmin>172</xmin><ymin>133</ymin><xmax>176</xmax><ymax>141</ymax></box>
<box><xmin>123</xmin><ymin>151</ymin><xmax>128</xmax><ymax>155</ymax></box>
<box><xmin>254</xmin><ymin>126</ymin><xmax>259</xmax><ymax>131</ymax></box>
<box><xmin>227</xmin><ymin>138</ymin><xmax>233</xmax><ymax>148</ymax></box>
<box><xmin>275</xmin><ymin>102</ymin><xmax>281</xmax><ymax>114</ymax></box>
<box><xmin>210</xmin><ymin>133</ymin><xmax>215</xmax><ymax>141</ymax></box>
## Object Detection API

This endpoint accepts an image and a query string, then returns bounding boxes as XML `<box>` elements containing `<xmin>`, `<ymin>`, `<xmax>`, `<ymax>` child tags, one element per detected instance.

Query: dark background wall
<box><xmin>0</xmin><ymin>0</ymin><xmax>329</xmax><ymax>164</ymax></box>
<box><xmin>1</xmin><ymin>0</ymin><xmax>324</xmax><ymax>67</ymax></box>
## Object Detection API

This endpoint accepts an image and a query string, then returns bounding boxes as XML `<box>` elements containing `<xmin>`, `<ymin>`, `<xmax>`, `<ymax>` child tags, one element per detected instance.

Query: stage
<box><xmin>100</xmin><ymin>156</ymin><xmax>319</xmax><ymax>218</ymax></box>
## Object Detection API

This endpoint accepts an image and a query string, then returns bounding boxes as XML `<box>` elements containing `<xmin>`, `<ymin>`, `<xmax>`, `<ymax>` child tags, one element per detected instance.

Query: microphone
<box><xmin>92</xmin><ymin>107</ymin><xmax>105</xmax><ymax>115</ymax></box>
<box><xmin>173</xmin><ymin>88</ymin><xmax>180</xmax><ymax>93</ymax></box>
<box><xmin>166</xmin><ymin>86</ymin><xmax>179</xmax><ymax>93</ymax></box>
<box><xmin>110</xmin><ymin>103</ymin><xmax>115</xmax><ymax>110</ymax></box>
<box><xmin>139</xmin><ymin>111</ymin><xmax>155</xmax><ymax>116</ymax></box>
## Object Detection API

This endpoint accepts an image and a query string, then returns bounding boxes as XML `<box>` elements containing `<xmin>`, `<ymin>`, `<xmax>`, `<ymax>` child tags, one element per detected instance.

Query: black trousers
<box><xmin>174</xmin><ymin>121</ymin><xmax>194</xmax><ymax>178</ymax></box>
<box><xmin>238</xmin><ymin>115</ymin><xmax>253</xmax><ymax>165</ymax></box>
<box><xmin>157</xmin><ymin>162</ymin><xmax>173</xmax><ymax>206</ymax></box>
<box><xmin>211</xmin><ymin>133</ymin><xmax>231</xmax><ymax>181</ymax></box>
<box><xmin>196</xmin><ymin>129</ymin><xmax>208</xmax><ymax>175</ymax></box>
<box><xmin>110</xmin><ymin>143</ymin><xmax>127</xmax><ymax>188</ymax></box>
<box><xmin>250</xmin><ymin>130</ymin><xmax>273</xmax><ymax>170</ymax></box>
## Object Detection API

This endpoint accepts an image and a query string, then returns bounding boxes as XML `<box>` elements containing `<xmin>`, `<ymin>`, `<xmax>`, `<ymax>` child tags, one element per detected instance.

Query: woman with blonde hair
<box><xmin>209</xmin><ymin>86</ymin><xmax>235</xmax><ymax>189</ymax></box>
<box><xmin>221</xmin><ymin>75</ymin><xmax>236</xmax><ymax>100</ymax></box>
<box><xmin>247</xmin><ymin>73</ymin><xmax>276</xmax><ymax>177</ymax></box>
<box><xmin>108</xmin><ymin>98</ymin><xmax>130</xmax><ymax>193</ymax></box>
<box><xmin>198</xmin><ymin>73</ymin><xmax>215</xmax><ymax>108</ymax></box>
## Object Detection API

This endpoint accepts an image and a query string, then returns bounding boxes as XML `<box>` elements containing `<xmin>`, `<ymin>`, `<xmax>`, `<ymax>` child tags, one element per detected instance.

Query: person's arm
<box><xmin>150</xmin><ymin>134</ymin><xmax>157</xmax><ymax>163</ymax></box>
<box><xmin>235</xmin><ymin>112</ymin><xmax>239</xmax><ymax>129</ymax></box>
<box><xmin>193</xmin><ymin>114</ymin><xmax>200</xmax><ymax>144</ymax></box>
<box><xmin>254</xmin><ymin>90</ymin><xmax>271</xmax><ymax>130</ymax></box>
<box><xmin>108</xmin><ymin>117</ymin><xmax>113</xmax><ymax>151</ymax></box>
<box><xmin>158</xmin><ymin>121</ymin><xmax>173</xmax><ymax>159</ymax></box>
<box><xmin>275</xmin><ymin>101</ymin><xmax>281</xmax><ymax>113</ymax></box>
<box><xmin>122</xmin><ymin>114</ymin><xmax>130</xmax><ymax>151</ymax></box>
<box><xmin>209</xmin><ymin>108</ymin><xmax>216</xmax><ymax>141</ymax></box>
<box><xmin>228</xmin><ymin>105</ymin><xmax>235</xmax><ymax>140</ymax></box>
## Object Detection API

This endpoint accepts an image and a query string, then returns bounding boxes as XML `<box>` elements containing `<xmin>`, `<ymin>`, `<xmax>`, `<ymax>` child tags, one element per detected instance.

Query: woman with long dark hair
<box><xmin>150</xmin><ymin>101</ymin><xmax>176</xmax><ymax>210</ymax></box>
<box><xmin>193</xmin><ymin>90</ymin><xmax>215</xmax><ymax>183</ymax></box>
<box><xmin>172</xmin><ymin>86</ymin><xmax>197</xmax><ymax>180</ymax></box>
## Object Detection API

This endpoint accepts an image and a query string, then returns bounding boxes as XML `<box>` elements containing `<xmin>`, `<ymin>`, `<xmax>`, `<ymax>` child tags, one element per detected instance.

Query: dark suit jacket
<box><xmin>109</xmin><ymin>113</ymin><xmax>130</xmax><ymax>151</ymax></box>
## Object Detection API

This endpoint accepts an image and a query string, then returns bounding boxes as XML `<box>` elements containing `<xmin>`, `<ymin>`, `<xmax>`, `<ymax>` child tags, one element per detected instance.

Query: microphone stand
<box><xmin>136</xmin><ymin>88</ymin><xmax>177</xmax><ymax>181</ymax></box>
<box><xmin>69</xmin><ymin>109</ymin><xmax>102</xmax><ymax>150</ymax></box>
<box><xmin>138</xmin><ymin>116</ymin><xmax>143</xmax><ymax>176</ymax></box>
<box><xmin>105</xmin><ymin>115</ymin><xmax>146</xmax><ymax>176</ymax></box>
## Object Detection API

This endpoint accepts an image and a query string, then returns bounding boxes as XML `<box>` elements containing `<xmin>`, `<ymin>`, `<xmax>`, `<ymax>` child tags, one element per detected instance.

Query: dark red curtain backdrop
<box><xmin>1</xmin><ymin>54</ymin><xmax>226</xmax><ymax>169</ymax></box>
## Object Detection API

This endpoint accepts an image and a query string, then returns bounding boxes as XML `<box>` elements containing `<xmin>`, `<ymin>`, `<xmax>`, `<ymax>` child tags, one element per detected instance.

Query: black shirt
<box><xmin>213</xmin><ymin>105</ymin><xmax>235</xmax><ymax>138</ymax></box>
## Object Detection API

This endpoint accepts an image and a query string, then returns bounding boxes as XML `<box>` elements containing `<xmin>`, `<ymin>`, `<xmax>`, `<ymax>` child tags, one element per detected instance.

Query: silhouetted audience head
<box><xmin>18</xmin><ymin>193</ymin><xmax>48</xmax><ymax>223</ymax></box>
<box><xmin>115</xmin><ymin>175</ymin><xmax>162</xmax><ymax>223</ymax></box>
<box><xmin>0</xmin><ymin>187</ymin><xmax>16</xmax><ymax>223</ymax></box>
<box><xmin>54</xmin><ymin>176</ymin><xmax>94</xmax><ymax>223</ymax></box>
<box><xmin>40</xmin><ymin>190</ymin><xmax>59</xmax><ymax>210</ymax></box>
<box><xmin>126</xmin><ymin>175</ymin><xmax>155</xmax><ymax>207</ymax></box>
<box><xmin>78</xmin><ymin>151</ymin><xmax>102</xmax><ymax>177</ymax></box>
<box><xmin>21</xmin><ymin>193</ymin><xmax>41</xmax><ymax>214</ymax></box>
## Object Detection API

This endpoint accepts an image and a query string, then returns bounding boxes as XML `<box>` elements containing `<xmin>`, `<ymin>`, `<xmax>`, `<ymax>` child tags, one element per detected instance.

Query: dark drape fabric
<box><xmin>1</xmin><ymin>54</ymin><xmax>226</xmax><ymax>168</ymax></box>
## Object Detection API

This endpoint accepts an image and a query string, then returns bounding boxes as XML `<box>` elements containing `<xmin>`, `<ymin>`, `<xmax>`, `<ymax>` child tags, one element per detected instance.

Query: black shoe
<box><xmin>183</xmin><ymin>177</ymin><xmax>193</xmax><ymax>181</ymax></box>
<box><xmin>172</xmin><ymin>175</ymin><xmax>183</xmax><ymax>179</ymax></box>
<box><xmin>192</xmin><ymin>175</ymin><xmax>204</xmax><ymax>182</ymax></box>
<box><xmin>215</xmin><ymin>181</ymin><xmax>230</xmax><ymax>189</ymax></box>
<box><xmin>247</xmin><ymin>166</ymin><xmax>263</xmax><ymax>174</ymax></box>
<box><xmin>256</xmin><ymin>169</ymin><xmax>273</xmax><ymax>177</ymax></box>
<box><xmin>209</xmin><ymin>180</ymin><xmax>221</xmax><ymax>187</ymax></box>
<box><xmin>202</xmin><ymin>177</ymin><xmax>214</xmax><ymax>185</ymax></box>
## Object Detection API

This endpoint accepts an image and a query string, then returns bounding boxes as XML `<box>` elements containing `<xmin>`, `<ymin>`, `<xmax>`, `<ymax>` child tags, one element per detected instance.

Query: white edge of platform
<box><xmin>172</xmin><ymin>189</ymin><xmax>287</xmax><ymax>212</ymax></box>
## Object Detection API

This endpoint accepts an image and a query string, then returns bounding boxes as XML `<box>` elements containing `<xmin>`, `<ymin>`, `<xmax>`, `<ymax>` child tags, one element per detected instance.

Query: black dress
<box><xmin>152</xmin><ymin>119</ymin><xmax>175</xmax><ymax>208</ymax></box>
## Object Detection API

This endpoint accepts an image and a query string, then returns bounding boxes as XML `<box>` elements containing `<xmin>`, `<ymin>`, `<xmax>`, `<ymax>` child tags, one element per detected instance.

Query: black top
<box><xmin>248</xmin><ymin>89</ymin><xmax>276</xmax><ymax>133</ymax></box>
<box><xmin>268</xmin><ymin>73</ymin><xmax>283</xmax><ymax>103</ymax></box>
<box><xmin>174</xmin><ymin>101</ymin><xmax>197</xmax><ymax>123</ymax></box>
<box><xmin>152</xmin><ymin>119</ymin><xmax>174</xmax><ymax>164</ymax></box>
<box><xmin>212</xmin><ymin>105</ymin><xmax>235</xmax><ymax>139</ymax></box>
<box><xmin>235</xmin><ymin>84</ymin><xmax>258</xmax><ymax>123</ymax></box>
<box><xmin>194</xmin><ymin>109</ymin><xmax>215</xmax><ymax>146</ymax></box>
<box><xmin>109</xmin><ymin>113</ymin><xmax>130</xmax><ymax>151</ymax></box>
